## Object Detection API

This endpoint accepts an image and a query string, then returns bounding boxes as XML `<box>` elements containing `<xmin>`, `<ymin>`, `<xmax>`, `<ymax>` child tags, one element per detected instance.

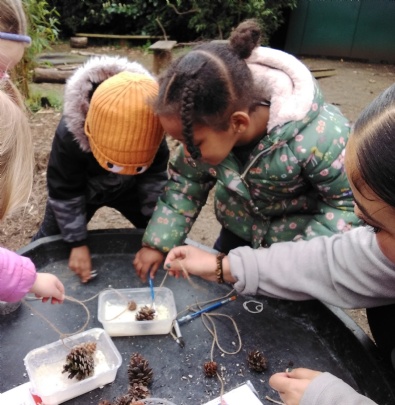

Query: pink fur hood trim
<box><xmin>63</xmin><ymin>55</ymin><xmax>154</xmax><ymax>152</ymax></box>
<box><xmin>246</xmin><ymin>47</ymin><xmax>316</xmax><ymax>132</ymax></box>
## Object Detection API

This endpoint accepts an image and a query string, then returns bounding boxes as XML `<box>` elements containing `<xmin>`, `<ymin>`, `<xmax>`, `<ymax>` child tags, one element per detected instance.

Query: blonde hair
<box><xmin>0</xmin><ymin>0</ymin><xmax>28</xmax><ymax>35</ymax></box>
<box><xmin>0</xmin><ymin>0</ymin><xmax>33</xmax><ymax>219</ymax></box>
<box><xmin>0</xmin><ymin>80</ymin><xmax>34</xmax><ymax>219</ymax></box>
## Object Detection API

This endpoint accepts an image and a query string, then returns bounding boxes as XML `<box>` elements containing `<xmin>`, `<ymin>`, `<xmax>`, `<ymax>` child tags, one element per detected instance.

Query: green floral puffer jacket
<box><xmin>143</xmin><ymin>47</ymin><xmax>360</xmax><ymax>252</ymax></box>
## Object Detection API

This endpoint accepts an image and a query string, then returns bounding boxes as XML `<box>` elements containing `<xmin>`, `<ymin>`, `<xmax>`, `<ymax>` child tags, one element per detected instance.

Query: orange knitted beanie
<box><xmin>85</xmin><ymin>71</ymin><xmax>164</xmax><ymax>175</ymax></box>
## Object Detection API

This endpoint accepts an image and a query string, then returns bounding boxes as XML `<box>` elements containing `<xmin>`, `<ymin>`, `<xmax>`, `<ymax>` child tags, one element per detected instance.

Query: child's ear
<box><xmin>230</xmin><ymin>111</ymin><xmax>250</xmax><ymax>134</ymax></box>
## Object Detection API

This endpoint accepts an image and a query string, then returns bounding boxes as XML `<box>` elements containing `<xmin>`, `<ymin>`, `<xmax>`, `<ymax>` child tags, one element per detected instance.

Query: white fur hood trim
<box><xmin>63</xmin><ymin>55</ymin><xmax>153</xmax><ymax>152</ymax></box>
<box><xmin>246</xmin><ymin>47</ymin><xmax>316</xmax><ymax>132</ymax></box>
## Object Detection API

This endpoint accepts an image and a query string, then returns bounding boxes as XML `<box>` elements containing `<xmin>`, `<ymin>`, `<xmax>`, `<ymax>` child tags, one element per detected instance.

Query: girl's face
<box><xmin>0</xmin><ymin>40</ymin><xmax>25</xmax><ymax>73</ymax></box>
<box><xmin>159</xmin><ymin>115</ymin><xmax>240</xmax><ymax>166</ymax></box>
<box><xmin>345</xmin><ymin>135</ymin><xmax>395</xmax><ymax>264</ymax></box>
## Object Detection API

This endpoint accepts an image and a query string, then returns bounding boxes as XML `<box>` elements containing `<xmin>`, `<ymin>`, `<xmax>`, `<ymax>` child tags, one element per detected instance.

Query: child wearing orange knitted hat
<box><xmin>33</xmin><ymin>56</ymin><xmax>170</xmax><ymax>283</ymax></box>
<box><xmin>85</xmin><ymin>71</ymin><xmax>164</xmax><ymax>175</ymax></box>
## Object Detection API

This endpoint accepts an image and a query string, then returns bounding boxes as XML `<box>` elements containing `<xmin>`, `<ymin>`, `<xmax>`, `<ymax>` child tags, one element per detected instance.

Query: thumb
<box><xmin>165</xmin><ymin>247</ymin><xmax>186</xmax><ymax>268</ymax></box>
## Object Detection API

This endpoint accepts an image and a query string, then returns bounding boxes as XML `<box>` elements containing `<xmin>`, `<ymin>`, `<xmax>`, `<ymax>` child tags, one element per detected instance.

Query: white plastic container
<box><xmin>98</xmin><ymin>287</ymin><xmax>177</xmax><ymax>336</ymax></box>
<box><xmin>24</xmin><ymin>328</ymin><xmax>122</xmax><ymax>405</ymax></box>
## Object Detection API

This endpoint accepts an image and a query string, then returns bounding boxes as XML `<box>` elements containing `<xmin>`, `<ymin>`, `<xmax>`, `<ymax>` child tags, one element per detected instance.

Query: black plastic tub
<box><xmin>1</xmin><ymin>229</ymin><xmax>395</xmax><ymax>405</ymax></box>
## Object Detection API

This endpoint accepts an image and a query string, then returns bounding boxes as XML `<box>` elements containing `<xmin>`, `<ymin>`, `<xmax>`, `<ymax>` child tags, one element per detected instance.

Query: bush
<box><xmin>12</xmin><ymin>0</ymin><xmax>59</xmax><ymax>100</ymax></box>
<box><xmin>48</xmin><ymin>0</ymin><xmax>296</xmax><ymax>43</ymax></box>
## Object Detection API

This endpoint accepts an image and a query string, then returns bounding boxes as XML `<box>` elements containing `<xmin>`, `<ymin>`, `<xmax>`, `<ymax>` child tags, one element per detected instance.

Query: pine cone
<box><xmin>135</xmin><ymin>305</ymin><xmax>156</xmax><ymax>321</ymax></box>
<box><xmin>83</xmin><ymin>341</ymin><xmax>97</xmax><ymax>355</ymax></box>
<box><xmin>247</xmin><ymin>349</ymin><xmax>267</xmax><ymax>372</ymax></box>
<box><xmin>113</xmin><ymin>394</ymin><xmax>133</xmax><ymax>405</ymax></box>
<box><xmin>128</xmin><ymin>383</ymin><xmax>150</xmax><ymax>402</ymax></box>
<box><xmin>62</xmin><ymin>343</ymin><xmax>96</xmax><ymax>380</ymax></box>
<box><xmin>203</xmin><ymin>361</ymin><xmax>218</xmax><ymax>377</ymax></box>
<box><xmin>128</xmin><ymin>353</ymin><xmax>153</xmax><ymax>386</ymax></box>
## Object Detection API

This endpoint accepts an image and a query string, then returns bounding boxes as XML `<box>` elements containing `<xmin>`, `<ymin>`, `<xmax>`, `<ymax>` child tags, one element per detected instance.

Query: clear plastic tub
<box><xmin>24</xmin><ymin>328</ymin><xmax>122</xmax><ymax>405</ymax></box>
<box><xmin>0</xmin><ymin>300</ymin><xmax>21</xmax><ymax>315</ymax></box>
<box><xmin>98</xmin><ymin>287</ymin><xmax>177</xmax><ymax>336</ymax></box>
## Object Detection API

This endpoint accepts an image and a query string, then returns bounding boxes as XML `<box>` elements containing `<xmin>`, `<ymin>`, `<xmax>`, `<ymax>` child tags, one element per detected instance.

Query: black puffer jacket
<box><xmin>46</xmin><ymin>56</ymin><xmax>169</xmax><ymax>246</ymax></box>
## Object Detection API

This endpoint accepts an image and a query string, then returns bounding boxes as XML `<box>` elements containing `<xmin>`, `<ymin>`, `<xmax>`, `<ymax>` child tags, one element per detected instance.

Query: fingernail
<box><xmin>285</xmin><ymin>367</ymin><xmax>293</xmax><ymax>373</ymax></box>
<box><xmin>166</xmin><ymin>263</ymin><xmax>171</xmax><ymax>269</ymax></box>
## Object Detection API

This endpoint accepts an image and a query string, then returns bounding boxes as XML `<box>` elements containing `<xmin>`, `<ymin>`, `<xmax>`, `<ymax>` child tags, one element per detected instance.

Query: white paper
<box><xmin>203</xmin><ymin>382</ymin><xmax>263</xmax><ymax>405</ymax></box>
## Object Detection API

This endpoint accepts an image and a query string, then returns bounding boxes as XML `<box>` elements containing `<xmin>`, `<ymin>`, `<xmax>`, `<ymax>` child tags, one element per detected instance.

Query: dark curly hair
<box><xmin>154</xmin><ymin>19</ymin><xmax>262</xmax><ymax>160</ymax></box>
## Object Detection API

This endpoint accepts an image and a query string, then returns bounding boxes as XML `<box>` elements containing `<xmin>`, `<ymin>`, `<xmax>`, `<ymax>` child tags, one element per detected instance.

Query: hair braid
<box><xmin>154</xmin><ymin>19</ymin><xmax>263</xmax><ymax>154</ymax></box>
<box><xmin>181</xmin><ymin>81</ymin><xmax>201</xmax><ymax>160</ymax></box>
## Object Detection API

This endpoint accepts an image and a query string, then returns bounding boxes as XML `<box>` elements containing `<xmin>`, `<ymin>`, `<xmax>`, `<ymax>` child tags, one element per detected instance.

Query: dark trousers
<box><xmin>32</xmin><ymin>192</ymin><xmax>150</xmax><ymax>242</ymax></box>
<box><xmin>213</xmin><ymin>227</ymin><xmax>252</xmax><ymax>254</ymax></box>
<box><xmin>367</xmin><ymin>305</ymin><xmax>395</xmax><ymax>369</ymax></box>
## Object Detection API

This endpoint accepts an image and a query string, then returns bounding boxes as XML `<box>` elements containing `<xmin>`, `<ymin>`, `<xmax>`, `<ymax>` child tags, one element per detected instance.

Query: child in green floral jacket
<box><xmin>134</xmin><ymin>19</ymin><xmax>360</xmax><ymax>281</ymax></box>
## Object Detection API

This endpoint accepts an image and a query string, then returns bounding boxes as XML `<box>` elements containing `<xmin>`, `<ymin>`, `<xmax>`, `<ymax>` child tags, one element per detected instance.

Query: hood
<box><xmin>63</xmin><ymin>55</ymin><xmax>153</xmax><ymax>152</ymax></box>
<box><xmin>246</xmin><ymin>47</ymin><xmax>316</xmax><ymax>132</ymax></box>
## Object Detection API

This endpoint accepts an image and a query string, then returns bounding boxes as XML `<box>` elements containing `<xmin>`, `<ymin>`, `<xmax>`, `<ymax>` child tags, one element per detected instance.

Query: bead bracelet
<box><xmin>216</xmin><ymin>253</ymin><xmax>226</xmax><ymax>284</ymax></box>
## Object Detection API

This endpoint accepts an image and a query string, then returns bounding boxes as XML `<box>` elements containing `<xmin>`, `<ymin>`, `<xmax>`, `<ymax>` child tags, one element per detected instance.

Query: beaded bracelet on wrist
<box><xmin>215</xmin><ymin>253</ymin><xmax>226</xmax><ymax>284</ymax></box>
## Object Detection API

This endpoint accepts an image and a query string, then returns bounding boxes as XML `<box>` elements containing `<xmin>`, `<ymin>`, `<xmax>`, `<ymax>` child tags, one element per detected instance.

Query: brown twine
<box><xmin>265</xmin><ymin>396</ymin><xmax>285</xmax><ymax>405</ymax></box>
<box><xmin>173</xmin><ymin>259</ymin><xmax>243</xmax><ymax>401</ymax></box>
<box><xmin>22</xmin><ymin>295</ymin><xmax>91</xmax><ymax>349</ymax></box>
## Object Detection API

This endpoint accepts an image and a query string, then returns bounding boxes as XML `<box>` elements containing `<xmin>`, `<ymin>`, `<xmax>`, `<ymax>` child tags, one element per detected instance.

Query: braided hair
<box><xmin>154</xmin><ymin>19</ymin><xmax>262</xmax><ymax>160</ymax></box>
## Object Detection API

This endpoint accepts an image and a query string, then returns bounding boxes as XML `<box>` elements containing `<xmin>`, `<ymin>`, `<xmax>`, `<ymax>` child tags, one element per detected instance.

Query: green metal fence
<box><xmin>285</xmin><ymin>0</ymin><xmax>395</xmax><ymax>63</ymax></box>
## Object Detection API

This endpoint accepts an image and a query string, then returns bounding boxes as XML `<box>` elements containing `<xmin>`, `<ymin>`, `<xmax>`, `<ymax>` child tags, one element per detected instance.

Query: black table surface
<box><xmin>1</xmin><ymin>229</ymin><xmax>395</xmax><ymax>405</ymax></box>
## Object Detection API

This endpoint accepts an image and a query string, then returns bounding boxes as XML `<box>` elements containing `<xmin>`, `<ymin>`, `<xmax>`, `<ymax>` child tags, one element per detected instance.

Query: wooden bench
<box><xmin>74</xmin><ymin>33</ymin><xmax>164</xmax><ymax>47</ymax></box>
<box><xmin>149</xmin><ymin>40</ymin><xmax>177</xmax><ymax>74</ymax></box>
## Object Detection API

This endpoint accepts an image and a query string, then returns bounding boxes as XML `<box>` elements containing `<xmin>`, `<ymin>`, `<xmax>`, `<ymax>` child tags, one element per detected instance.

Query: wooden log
<box><xmin>70</xmin><ymin>36</ymin><xmax>88</xmax><ymax>48</ymax></box>
<box><xmin>75</xmin><ymin>33</ymin><xmax>163</xmax><ymax>40</ymax></box>
<box><xmin>149</xmin><ymin>40</ymin><xmax>177</xmax><ymax>74</ymax></box>
<box><xmin>33</xmin><ymin>67</ymin><xmax>74</xmax><ymax>83</ymax></box>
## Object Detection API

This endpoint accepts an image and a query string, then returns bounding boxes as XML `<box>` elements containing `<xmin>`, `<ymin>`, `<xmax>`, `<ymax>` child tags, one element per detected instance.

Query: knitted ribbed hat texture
<box><xmin>84</xmin><ymin>71</ymin><xmax>163</xmax><ymax>175</ymax></box>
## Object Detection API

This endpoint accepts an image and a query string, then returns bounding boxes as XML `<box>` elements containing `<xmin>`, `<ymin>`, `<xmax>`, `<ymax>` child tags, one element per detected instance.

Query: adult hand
<box><xmin>164</xmin><ymin>245</ymin><xmax>236</xmax><ymax>283</ymax></box>
<box><xmin>68</xmin><ymin>245</ymin><xmax>92</xmax><ymax>283</ymax></box>
<box><xmin>30</xmin><ymin>273</ymin><xmax>65</xmax><ymax>304</ymax></box>
<box><xmin>133</xmin><ymin>247</ymin><xmax>165</xmax><ymax>282</ymax></box>
<box><xmin>269</xmin><ymin>368</ymin><xmax>322</xmax><ymax>405</ymax></box>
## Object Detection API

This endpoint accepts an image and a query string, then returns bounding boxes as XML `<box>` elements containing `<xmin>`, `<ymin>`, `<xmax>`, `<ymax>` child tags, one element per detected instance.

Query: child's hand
<box><xmin>164</xmin><ymin>246</ymin><xmax>219</xmax><ymax>281</ymax></box>
<box><xmin>68</xmin><ymin>245</ymin><xmax>92</xmax><ymax>283</ymax></box>
<box><xmin>133</xmin><ymin>247</ymin><xmax>164</xmax><ymax>282</ymax></box>
<box><xmin>30</xmin><ymin>273</ymin><xmax>65</xmax><ymax>304</ymax></box>
<box><xmin>269</xmin><ymin>368</ymin><xmax>322</xmax><ymax>405</ymax></box>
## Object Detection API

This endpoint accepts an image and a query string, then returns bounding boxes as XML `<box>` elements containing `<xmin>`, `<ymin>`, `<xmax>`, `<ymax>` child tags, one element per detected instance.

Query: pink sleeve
<box><xmin>0</xmin><ymin>247</ymin><xmax>37</xmax><ymax>302</ymax></box>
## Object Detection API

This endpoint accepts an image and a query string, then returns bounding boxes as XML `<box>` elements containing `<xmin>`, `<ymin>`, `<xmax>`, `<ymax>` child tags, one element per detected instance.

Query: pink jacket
<box><xmin>0</xmin><ymin>247</ymin><xmax>36</xmax><ymax>302</ymax></box>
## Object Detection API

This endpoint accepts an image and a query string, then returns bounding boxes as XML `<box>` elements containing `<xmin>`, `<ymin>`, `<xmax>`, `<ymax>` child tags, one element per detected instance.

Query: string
<box><xmin>265</xmin><ymin>396</ymin><xmax>285</xmax><ymax>405</ymax></box>
<box><xmin>22</xmin><ymin>295</ymin><xmax>91</xmax><ymax>348</ymax></box>
<box><xmin>175</xmin><ymin>258</ymin><xmax>243</xmax><ymax>402</ymax></box>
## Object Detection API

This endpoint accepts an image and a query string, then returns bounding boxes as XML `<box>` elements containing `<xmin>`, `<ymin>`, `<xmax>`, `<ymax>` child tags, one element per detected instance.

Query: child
<box><xmin>164</xmin><ymin>83</ymin><xmax>395</xmax><ymax>405</ymax></box>
<box><xmin>0</xmin><ymin>0</ymin><xmax>64</xmax><ymax>305</ymax></box>
<box><xmin>32</xmin><ymin>55</ymin><xmax>170</xmax><ymax>283</ymax></box>
<box><xmin>134</xmin><ymin>19</ymin><xmax>360</xmax><ymax>281</ymax></box>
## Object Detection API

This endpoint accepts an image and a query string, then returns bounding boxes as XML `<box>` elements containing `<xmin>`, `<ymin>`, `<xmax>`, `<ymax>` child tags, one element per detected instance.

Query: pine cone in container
<box><xmin>135</xmin><ymin>305</ymin><xmax>156</xmax><ymax>321</ymax></box>
<box><xmin>62</xmin><ymin>342</ymin><xmax>97</xmax><ymax>380</ymax></box>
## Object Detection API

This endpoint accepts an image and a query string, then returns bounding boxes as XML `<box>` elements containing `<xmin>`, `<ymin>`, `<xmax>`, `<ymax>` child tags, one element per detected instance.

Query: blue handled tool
<box><xmin>177</xmin><ymin>295</ymin><xmax>236</xmax><ymax>325</ymax></box>
<box><xmin>148</xmin><ymin>272</ymin><xmax>155</xmax><ymax>309</ymax></box>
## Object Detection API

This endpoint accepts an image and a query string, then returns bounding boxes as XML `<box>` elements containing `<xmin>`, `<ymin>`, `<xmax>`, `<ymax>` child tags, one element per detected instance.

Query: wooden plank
<box><xmin>75</xmin><ymin>33</ymin><xmax>163</xmax><ymax>40</ymax></box>
<box><xmin>149</xmin><ymin>40</ymin><xmax>177</xmax><ymax>51</ymax></box>
<box><xmin>310</xmin><ymin>68</ymin><xmax>336</xmax><ymax>79</ymax></box>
